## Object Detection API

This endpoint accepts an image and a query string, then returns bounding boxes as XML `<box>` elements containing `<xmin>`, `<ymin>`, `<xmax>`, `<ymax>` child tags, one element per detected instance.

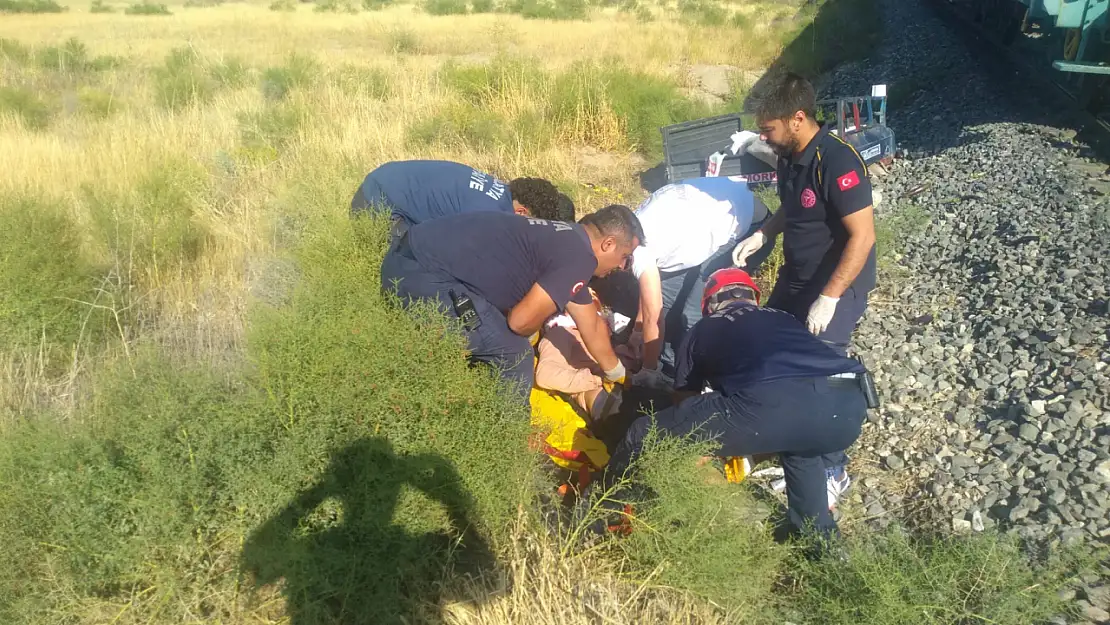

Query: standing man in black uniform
<box><xmin>731</xmin><ymin>72</ymin><xmax>877</xmax><ymax>506</ymax></box>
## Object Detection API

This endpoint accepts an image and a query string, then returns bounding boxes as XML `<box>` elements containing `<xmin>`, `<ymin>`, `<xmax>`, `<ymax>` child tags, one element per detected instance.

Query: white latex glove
<box><xmin>603</xmin><ymin>360</ymin><xmax>627</xmax><ymax>384</ymax></box>
<box><xmin>731</xmin><ymin>231</ymin><xmax>767</xmax><ymax>268</ymax></box>
<box><xmin>807</xmin><ymin>295</ymin><xmax>839</xmax><ymax>335</ymax></box>
<box><xmin>630</xmin><ymin>366</ymin><xmax>670</xmax><ymax>390</ymax></box>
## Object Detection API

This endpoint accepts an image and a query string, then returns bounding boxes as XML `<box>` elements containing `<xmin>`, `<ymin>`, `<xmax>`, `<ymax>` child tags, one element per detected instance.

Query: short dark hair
<box><xmin>509</xmin><ymin>177</ymin><xmax>561</xmax><ymax>221</ymax></box>
<box><xmin>555</xmin><ymin>192</ymin><xmax>577</xmax><ymax>222</ymax></box>
<box><xmin>578</xmin><ymin>204</ymin><xmax>645</xmax><ymax>247</ymax></box>
<box><xmin>753</xmin><ymin>72</ymin><xmax>817</xmax><ymax>122</ymax></box>
<box><xmin>589</xmin><ymin>269</ymin><xmax>639</xmax><ymax>320</ymax></box>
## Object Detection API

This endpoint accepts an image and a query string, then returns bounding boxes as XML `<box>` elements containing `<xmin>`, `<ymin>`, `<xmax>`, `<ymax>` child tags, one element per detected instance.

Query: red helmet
<box><xmin>701</xmin><ymin>268</ymin><xmax>760</xmax><ymax>316</ymax></box>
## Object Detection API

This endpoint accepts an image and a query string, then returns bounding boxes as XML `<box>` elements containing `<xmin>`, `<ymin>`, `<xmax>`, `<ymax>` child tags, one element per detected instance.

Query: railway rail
<box><xmin>926</xmin><ymin>0</ymin><xmax>1110</xmax><ymax>157</ymax></box>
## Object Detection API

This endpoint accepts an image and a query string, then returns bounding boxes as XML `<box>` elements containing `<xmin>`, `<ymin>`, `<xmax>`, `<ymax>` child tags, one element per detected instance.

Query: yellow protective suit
<box><xmin>528</xmin><ymin>327</ymin><xmax>610</xmax><ymax>483</ymax></box>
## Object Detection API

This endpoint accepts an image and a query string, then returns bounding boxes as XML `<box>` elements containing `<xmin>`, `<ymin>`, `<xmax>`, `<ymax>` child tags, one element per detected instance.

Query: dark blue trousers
<box><xmin>607</xmin><ymin>376</ymin><xmax>866</xmax><ymax>537</ymax></box>
<box><xmin>765</xmin><ymin>279</ymin><xmax>870</xmax><ymax>472</ymax></box>
<box><xmin>657</xmin><ymin>217</ymin><xmax>774</xmax><ymax>377</ymax></box>
<box><xmin>766</xmin><ymin>280</ymin><xmax>869</xmax><ymax>357</ymax></box>
<box><xmin>380</xmin><ymin>236</ymin><xmax>534</xmax><ymax>404</ymax></box>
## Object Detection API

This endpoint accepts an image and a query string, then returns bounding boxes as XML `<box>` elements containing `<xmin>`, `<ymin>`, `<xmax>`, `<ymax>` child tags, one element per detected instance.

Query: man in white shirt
<box><xmin>630</xmin><ymin>176</ymin><xmax>771</xmax><ymax>385</ymax></box>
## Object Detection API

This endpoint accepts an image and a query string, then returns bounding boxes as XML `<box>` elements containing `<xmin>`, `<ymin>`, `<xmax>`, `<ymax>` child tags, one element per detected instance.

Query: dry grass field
<box><xmin>0</xmin><ymin>1</ymin><xmax>1093</xmax><ymax>624</ymax></box>
<box><xmin>0</xmin><ymin>0</ymin><xmax>808</xmax><ymax>416</ymax></box>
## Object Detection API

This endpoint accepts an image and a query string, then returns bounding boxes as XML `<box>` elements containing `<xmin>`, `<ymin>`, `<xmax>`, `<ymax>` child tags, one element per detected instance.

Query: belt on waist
<box><xmin>826</xmin><ymin>372</ymin><xmax>860</xmax><ymax>388</ymax></box>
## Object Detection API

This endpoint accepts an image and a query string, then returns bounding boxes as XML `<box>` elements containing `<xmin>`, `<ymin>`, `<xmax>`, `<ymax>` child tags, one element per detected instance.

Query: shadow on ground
<box><xmin>240</xmin><ymin>437</ymin><xmax>494</xmax><ymax>625</ymax></box>
<box><xmin>744</xmin><ymin>0</ymin><xmax>1100</xmax><ymax>158</ymax></box>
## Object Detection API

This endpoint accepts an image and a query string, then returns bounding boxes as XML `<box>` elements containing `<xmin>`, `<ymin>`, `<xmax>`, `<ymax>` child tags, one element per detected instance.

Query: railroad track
<box><xmin>925</xmin><ymin>0</ymin><xmax>1110</xmax><ymax>160</ymax></box>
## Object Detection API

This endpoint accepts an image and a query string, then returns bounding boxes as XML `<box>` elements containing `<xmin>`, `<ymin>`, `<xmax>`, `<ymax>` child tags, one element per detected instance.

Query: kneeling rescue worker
<box><xmin>380</xmin><ymin>206</ymin><xmax>644</xmax><ymax>405</ymax></box>
<box><xmin>606</xmin><ymin>268</ymin><xmax>873</xmax><ymax>542</ymax></box>
<box><xmin>351</xmin><ymin>159</ymin><xmax>572</xmax><ymax>244</ymax></box>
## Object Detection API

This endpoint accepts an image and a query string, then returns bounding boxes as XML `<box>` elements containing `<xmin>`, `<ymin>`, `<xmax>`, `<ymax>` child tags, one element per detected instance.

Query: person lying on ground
<box><xmin>380</xmin><ymin>206</ymin><xmax>644</xmax><ymax>405</ymax></box>
<box><xmin>605</xmin><ymin>267</ymin><xmax>869</xmax><ymax>547</ymax></box>
<box><xmin>535</xmin><ymin>271</ymin><xmax>643</xmax><ymax>423</ymax></box>
<box><xmin>351</xmin><ymin>159</ymin><xmax>573</xmax><ymax>242</ymax></box>
<box><xmin>630</xmin><ymin>176</ymin><xmax>771</xmax><ymax>386</ymax></box>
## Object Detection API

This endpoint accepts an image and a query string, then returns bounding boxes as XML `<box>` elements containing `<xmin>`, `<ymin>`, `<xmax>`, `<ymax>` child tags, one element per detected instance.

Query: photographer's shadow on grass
<box><xmin>240</xmin><ymin>437</ymin><xmax>495</xmax><ymax>625</ymax></box>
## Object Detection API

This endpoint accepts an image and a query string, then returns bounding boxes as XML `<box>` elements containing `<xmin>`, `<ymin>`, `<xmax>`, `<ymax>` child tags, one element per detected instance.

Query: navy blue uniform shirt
<box><xmin>776</xmin><ymin>123</ymin><xmax>877</xmax><ymax>293</ymax></box>
<box><xmin>407</xmin><ymin>211</ymin><xmax>597</xmax><ymax>314</ymax></box>
<box><xmin>674</xmin><ymin>301</ymin><xmax>866</xmax><ymax>396</ymax></box>
<box><xmin>360</xmin><ymin>160</ymin><xmax>514</xmax><ymax>225</ymax></box>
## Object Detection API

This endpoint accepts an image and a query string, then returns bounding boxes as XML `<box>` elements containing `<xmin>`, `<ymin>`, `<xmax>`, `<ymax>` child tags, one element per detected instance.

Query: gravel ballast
<box><xmin>803</xmin><ymin>0</ymin><xmax>1110</xmax><ymax>605</ymax></box>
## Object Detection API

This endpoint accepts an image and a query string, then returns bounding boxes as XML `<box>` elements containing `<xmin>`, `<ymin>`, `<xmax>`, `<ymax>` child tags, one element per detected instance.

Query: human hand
<box><xmin>806</xmin><ymin>295</ymin><xmax>839</xmax><ymax>335</ymax></box>
<box><xmin>603</xmin><ymin>360</ymin><xmax>627</xmax><ymax>384</ymax></box>
<box><xmin>630</xmin><ymin>366</ymin><xmax>669</xmax><ymax>390</ymax></box>
<box><xmin>731</xmin><ymin>231</ymin><xmax>767</xmax><ymax>268</ymax></box>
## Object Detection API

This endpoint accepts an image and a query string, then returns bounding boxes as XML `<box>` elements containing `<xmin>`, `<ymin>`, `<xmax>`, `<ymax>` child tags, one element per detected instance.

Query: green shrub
<box><xmin>246</xmin><ymin>214</ymin><xmax>535</xmax><ymax>532</ymax></box>
<box><xmin>423</xmin><ymin>0</ymin><xmax>466</xmax><ymax>15</ymax></box>
<box><xmin>508</xmin><ymin>108</ymin><xmax>553</xmax><ymax>146</ymax></box>
<box><xmin>331</xmin><ymin>64</ymin><xmax>392</xmax><ymax>99</ymax></box>
<box><xmin>406</xmin><ymin>103</ymin><xmax>509</xmax><ymax>152</ymax></box>
<box><xmin>0</xmin><ymin>86</ymin><xmax>53</xmax><ymax>130</ymax></box>
<box><xmin>408</xmin><ymin>100</ymin><xmax>548</xmax><ymax>154</ymax></box>
<box><xmin>0</xmin><ymin>0</ymin><xmax>67</xmax><ymax>13</ymax></box>
<box><xmin>438</xmin><ymin>57</ymin><xmax>546</xmax><ymax>106</ymax></box>
<box><xmin>0</xmin><ymin>197</ymin><xmax>108</xmax><ymax>355</ymax></box>
<box><xmin>362</xmin><ymin>0</ymin><xmax>391</xmax><ymax>8</ymax></box>
<box><xmin>84</xmin><ymin>160</ymin><xmax>213</xmax><ymax>279</ymax></box>
<box><xmin>0</xmin><ymin>212</ymin><xmax>534</xmax><ymax>624</ymax></box>
<box><xmin>729</xmin><ymin>10</ymin><xmax>751</xmax><ymax>30</ymax></box>
<box><xmin>550</xmin><ymin>60</ymin><xmax>711</xmax><ymax>159</ymax></box>
<box><xmin>34</xmin><ymin>37</ymin><xmax>122</xmax><ymax>73</ymax></box>
<box><xmin>210</xmin><ymin>56</ymin><xmax>251</xmax><ymax>88</ymax></box>
<box><xmin>269</xmin><ymin>0</ymin><xmax>294</xmax><ymax>10</ymax></box>
<box><xmin>36</xmin><ymin>37</ymin><xmax>88</xmax><ymax>72</ymax></box>
<box><xmin>874</xmin><ymin>203</ymin><xmax>928</xmax><ymax>269</ymax></box>
<box><xmin>314</xmin><ymin>0</ymin><xmax>358</xmax><ymax>13</ymax></box>
<box><xmin>616</xmin><ymin>0</ymin><xmax>649</xmax><ymax>21</ymax></box>
<box><xmin>90</xmin><ymin>0</ymin><xmax>113</xmax><ymax>11</ymax></box>
<box><xmin>470</xmin><ymin>0</ymin><xmax>492</xmax><ymax>12</ymax></box>
<box><xmin>78</xmin><ymin>87</ymin><xmax>119</xmax><ymax>119</ymax></box>
<box><xmin>238</xmin><ymin>102</ymin><xmax>308</xmax><ymax>156</ymax></box>
<box><xmin>123</xmin><ymin>0</ymin><xmax>170</xmax><ymax>13</ymax></box>
<box><xmin>614</xmin><ymin>424</ymin><xmax>786</xmax><ymax>613</ymax></box>
<box><xmin>677</xmin><ymin>0</ymin><xmax>725</xmax><ymax>26</ymax></box>
<box><xmin>505</xmin><ymin>0</ymin><xmax>586</xmax><ymax>20</ymax></box>
<box><xmin>90</xmin><ymin>54</ymin><xmax>125</xmax><ymax>71</ymax></box>
<box><xmin>0</xmin><ymin>38</ymin><xmax>32</xmax><ymax>64</ymax></box>
<box><xmin>433</xmin><ymin>57</ymin><xmax>712</xmax><ymax>157</ymax></box>
<box><xmin>261</xmin><ymin>52</ymin><xmax>319</xmax><ymax>101</ymax></box>
<box><xmin>153</xmin><ymin>47</ymin><xmax>217</xmax><ymax>110</ymax></box>
<box><xmin>789</xmin><ymin>528</ymin><xmax>1094</xmax><ymax>625</ymax></box>
<box><xmin>0</xmin><ymin>357</ymin><xmax>280</xmax><ymax>620</ymax></box>
<box><xmin>387</xmin><ymin>27</ymin><xmax>420</xmax><ymax>54</ymax></box>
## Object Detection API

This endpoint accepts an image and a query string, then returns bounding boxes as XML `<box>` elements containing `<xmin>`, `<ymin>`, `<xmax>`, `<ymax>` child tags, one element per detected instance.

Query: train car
<box><xmin>936</xmin><ymin>0</ymin><xmax>1110</xmax><ymax>122</ymax></box>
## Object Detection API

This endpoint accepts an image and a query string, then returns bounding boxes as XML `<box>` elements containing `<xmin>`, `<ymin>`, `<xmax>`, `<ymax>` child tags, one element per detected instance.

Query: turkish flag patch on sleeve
<box><xmin>837</xmin><ymin>170</ymin><xmax>861</xmax><ymax>191</ymax></box>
